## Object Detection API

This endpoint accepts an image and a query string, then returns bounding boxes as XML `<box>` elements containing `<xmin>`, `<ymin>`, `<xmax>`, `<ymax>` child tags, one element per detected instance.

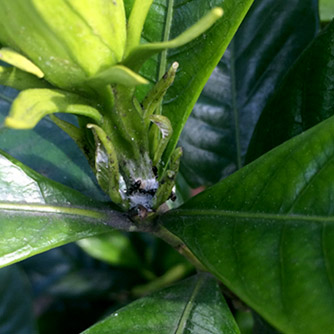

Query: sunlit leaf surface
<box><xmin>162</xmin><ymin>115</ymin><xmax>334</xmax><ymax>333</ymax></box>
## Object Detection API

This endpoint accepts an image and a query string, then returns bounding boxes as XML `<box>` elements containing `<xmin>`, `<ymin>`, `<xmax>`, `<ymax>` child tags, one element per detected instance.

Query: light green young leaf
<box><xmin>153</xmin><ymin>147</ymin><xmax>182</xmax><ymax>209</ymax></box>
<box><xmin>162</xmin><ymin>115</ymin><xmax>334</xmax><ymax>333</ymax></box>
<box><xmin>149</xmin><ymin>114</ymin><xmax>173</xmax><ymax>166</ymax></box>
<box><xmin>0</xmin><ymin>150</ymin><xmax>132</xmax><ymax>268</ymax></box>
<box><xmin>59</xmin><ymin>0</ymin><xmax>127</xmax><ymax>63</ymax></box>
<box><xmin>88</xmin><ymin>65</ymin><xmax>148</xmax><ymax>87</ymax></box>
<box><xmin>77</xmin><ymin>231</ymin><xmax>141</xmax><ymax>269</ymax></box>
<box><xmin>124</xmin><ymin>7</ymin><xmax>223</xmax><ymax>71</ymax></box>
<box><xmin>142</xmin><ymin>62</ymin><xmax>179</xmax><ymax>120</ymax></box>
<box><xmin>319</xmin><ymin>0</ymin><xmax>334</xmax><ymax>21</ymax></box>
<box><xmin>0</xmin><ymin>47</ymin><xmax>44</xmax><ymax>78</ymax></box>
<box><xmin>49</xmin><ymin>114</ymin><xmax>87</xmax><ymax>156</ymax></box>
<box><xmin>4</xmin><ymin>88</ymin><xmax>102</xmax><ymax>129</ymax></box>
<box><xmin>0</xmin><ymin>66</ymin><xmax>51</xmax><ymax>90</ymax></box>
<box><xmin>82</xmin><ymin>273</ymin><xmax>240</xmax><ymax>334</ymax></box>
<box><xmin>0</xmin><ymin>0</ymin><xmax>127</xmax><ymax>90</ymax></box>
<box><xmin>125</xmin><ymin>0</ymin><xmax>154</xmax><ymax>56</ymax></box>
<box><xmin>0</xmin><ymin>87</ymin><xmax>105</xmax><ymax>201</ymax></box>
<box><xmin>87</xmin><ymin>123</ymin><xmax>123</xmax><ymax>205</ymax></box>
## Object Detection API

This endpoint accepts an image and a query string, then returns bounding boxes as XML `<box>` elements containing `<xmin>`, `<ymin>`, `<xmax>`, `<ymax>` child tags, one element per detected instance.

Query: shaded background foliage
<box><xmin>179</xmin><ymin>0</ymin><xmax>319</xmax><ymax>187</ymax></box>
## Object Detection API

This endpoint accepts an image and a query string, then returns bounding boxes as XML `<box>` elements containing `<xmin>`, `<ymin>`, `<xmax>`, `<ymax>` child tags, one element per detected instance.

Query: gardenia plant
<box><xmin>0</xmin><ymin>0</ymin><xmax>222</xmax><ymax>213</ymax></box>
<box><xmin>1</xmin><ymin>0</ymin><xmax>334</xmax><ymax>333</ymax></box>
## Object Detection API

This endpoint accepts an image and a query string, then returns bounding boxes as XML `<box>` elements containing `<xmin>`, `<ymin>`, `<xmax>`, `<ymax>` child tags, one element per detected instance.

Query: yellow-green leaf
<box><xmin>320</xmin><ymin>0</ymin><xmax>334</xmax><ymax>22</ymax></box>
<box><xmin>88</xmin><ymin>65</ymin><xmax>148</xmax><ymax>87</ymax></box>
<box><xmin>0</xmin><ymin>48</ymin><xmax>44</xmax><ymax>78</ymax></box>
<box><xmin>0</xmin><ymin>66</ymin><xmax>50</xmax><ymax>90</ymax></box>
<box><xmin>0</xmin><ymin>0</ymin><xmax>127</xmax><ymax>91</ymax></box>
<box><xmin>125</xmin><ymin>0</ymin><xmax>154</xmax><ymax>56</ymax></box>
<box><xmin>5</xmin><ymin>88</ymin><xmax>102</xmax><ymax>129</ymax></box>
<box><xmin>123</xmin><ymin>7</ymin><xmax>224</xmax><ymax>71</ymax></box>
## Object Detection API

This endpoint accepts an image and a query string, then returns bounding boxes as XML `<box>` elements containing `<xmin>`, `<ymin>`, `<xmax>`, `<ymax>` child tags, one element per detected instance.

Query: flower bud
<box><xmin>0</xmin><ymin>0</ymin><xmax>126</xmax><ymax>91</ymax></box>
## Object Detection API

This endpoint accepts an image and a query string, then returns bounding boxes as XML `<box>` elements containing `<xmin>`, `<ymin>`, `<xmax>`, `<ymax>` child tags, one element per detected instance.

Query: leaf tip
<box><xmin>4</xmin><ymin>116</ymin><xmax>30</xmax><ymax>129</ymax></box>
<box><xmin>0</xmin><ymin>47</ymin><xmax>45</xmax><ymax>79</ymax></box>
<box><xmin>172</xmin><ymin>62</ymin><xmax>179</xmax><ymax>70</ymax></box>
<box><xmin>138</xmin><ymin>76</ymin><xmax>149</xmax><ymax>85</ymax></box>
<box><xmin>212</xmin><ymin>7</ymin><xmax>224</xmax><ymax>18</ymax></box>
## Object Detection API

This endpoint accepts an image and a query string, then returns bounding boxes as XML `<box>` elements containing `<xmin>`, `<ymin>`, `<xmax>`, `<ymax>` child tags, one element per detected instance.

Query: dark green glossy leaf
<box><xmin>0</xmin><ymin>86</ymin><xmax>105</xmax><ymax>200</ymax></box>
<box><xmin>162</xmin><ymin>115</ymin><xmax>334</xmax><ymax>333</ymax></box>
<box><xmin>82</xmin><ymin>273</ymin><xmax>240</xmax><ymax>334</ymax></box>
<box><xmin>0</xmin><ymin>150</ymin><xmax>132</xmax><ymax>268</ymax></box>
<box><xmin>247</xmin><ymin>20</ymin><xmax>334</xmax><ymax>163</ymax></box>
<box><xmin>126</xmin><ymin>0</ymin><xmax>254</xmax><ymax>168</ymax></box>
<box><xmin>0</xmin><ymin>265</ymin><xmax>37</xmax><ymax>334</ymax></box>
<box><xmin>179</xmin><ymin>0</ymin><xmax>319</xmax><ymax>187</ymax></box>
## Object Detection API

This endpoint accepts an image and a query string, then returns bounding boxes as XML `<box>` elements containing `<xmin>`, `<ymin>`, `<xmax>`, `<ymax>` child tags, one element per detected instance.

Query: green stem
<box><xmin>97</xmin><ymin>85</ymin><xmax>139</xmax><ymax>161</ymax></box>
<box><xmin>96</xmin><ymin>85</ymin><xmax>155</xmax><ymax>201</ymax></box>
<box><xmin>125</xmin><ymin>0</ymin><xmax>154</xmax><ymax>57</ymax></box>
<box><xmin>132</xmin><ymin>263</ymin><xmax>193</xmax><ymax>297</ymax></box>
<box><xmin>87</xmin><ymin>124</ymin><xmax>123</xmax><ymax>205</ymax></box>
<box><xmin>158</xmin><ymin>0</ymin><xmax>174</xmax><ymax>82</ymax></box>
<box><xmin>112</xmin><ymin>85</ymin><xmax>147</xmax><ymax>150</ymax></box>
<box><xmin>50</xmin><ymin>115</ymin><xmax>96</xmax><ymax>170</ymax></box>
<box><xmin>150</xmin><ymin>0</ymin><xmax>174</xmax><ymax>157</ymax></box>
<box><xmin>143</xmin><ymin>62</ymin><xmax>178</xmax><ymax>122</ymax></box>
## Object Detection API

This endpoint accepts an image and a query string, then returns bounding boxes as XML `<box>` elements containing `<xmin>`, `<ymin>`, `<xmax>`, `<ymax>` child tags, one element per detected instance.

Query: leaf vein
<box><xmin>166</xmin><ymin>209</ymin><xmax>334</xmax><ymax>224</ymax></box>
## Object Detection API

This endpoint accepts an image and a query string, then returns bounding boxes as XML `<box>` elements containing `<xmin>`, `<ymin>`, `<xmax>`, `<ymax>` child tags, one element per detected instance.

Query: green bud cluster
<box><xmin>0</xmin><ymin>0</ymin><xmax>223</xmax><ymax>216</ymax></box>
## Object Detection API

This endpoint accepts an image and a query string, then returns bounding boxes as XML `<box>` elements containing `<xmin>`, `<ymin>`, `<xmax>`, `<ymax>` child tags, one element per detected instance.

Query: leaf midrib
<box><xmin>0</xmin><ymin>202</ymin><xmax>107</xmax><ymax>219</ymax></box>
<box><xmin>174</xmin><ymin>274</ymin><xmax>204</xmax><ymax>334</ymax></box>
<box><xmin>166</xmin><ymin>208</ymin><xmax>334</xmax><ymax>224</ymax></box>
